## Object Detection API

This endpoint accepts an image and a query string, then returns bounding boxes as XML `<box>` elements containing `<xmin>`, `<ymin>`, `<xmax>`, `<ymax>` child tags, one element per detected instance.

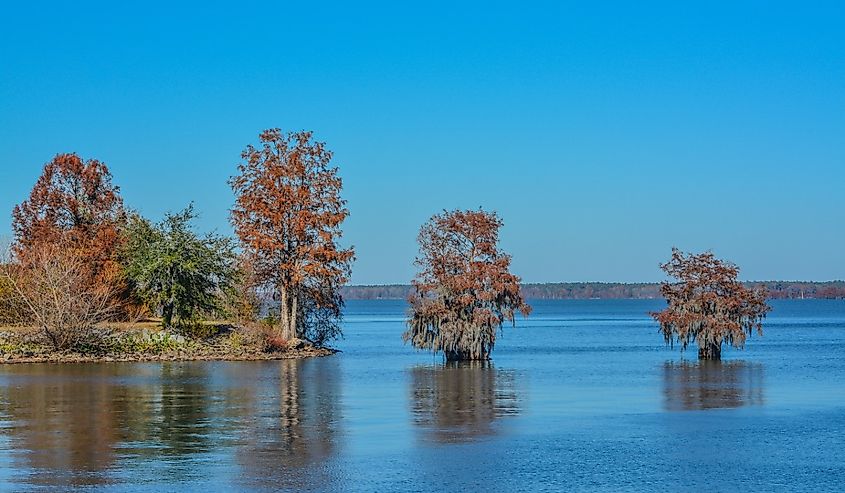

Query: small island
<box><xmin>0</xmin><ymin>130</ymin><xmax>353</xmax><ymax>363</ymax></box>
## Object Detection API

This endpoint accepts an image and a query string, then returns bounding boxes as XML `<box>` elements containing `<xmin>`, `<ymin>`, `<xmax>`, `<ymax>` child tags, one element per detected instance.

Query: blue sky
<box><xmin>1</xmin><ymin>1</ymin><xmax>843</xmax><ymax>283</ymax></box>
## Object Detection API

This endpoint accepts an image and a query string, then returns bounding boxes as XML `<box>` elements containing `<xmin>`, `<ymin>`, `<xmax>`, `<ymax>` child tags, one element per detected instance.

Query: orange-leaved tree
<box><xmin>12</xmin><ymin>153</ymin><xmax>125</xmax><ymax>283</ymax></box>
<box><xmin>651</xmin><ymin>248</ymin><xmax>770</xmax><ymax>360</ymax></box>
<box><xmin>404</xmin><ymin>209</ymin><xmax>531</xmax><ymax>361</ymax></box>
<box><xmin>229</xmin><ymin>129</ymin><xmax>354</xmax><ymax>344</ymax></box>
<box><xmin>11</xmin><ymin>154</ymin><xmax>127</xmax><ymax>329</ymax></box>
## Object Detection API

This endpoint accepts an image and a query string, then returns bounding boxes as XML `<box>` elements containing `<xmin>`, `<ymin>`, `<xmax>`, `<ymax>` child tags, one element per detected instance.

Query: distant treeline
<box><xmin>341</xmin><ymin>281</ymin><xmax>845</xmax><ymax>300</ymax></box>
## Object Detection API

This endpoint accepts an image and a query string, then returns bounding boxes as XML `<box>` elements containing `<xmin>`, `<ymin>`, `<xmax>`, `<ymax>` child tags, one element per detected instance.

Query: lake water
<box><xmin>0</xmin><ymin>299</ymin><xmax>843</xmax><ymax>492</ymax></box>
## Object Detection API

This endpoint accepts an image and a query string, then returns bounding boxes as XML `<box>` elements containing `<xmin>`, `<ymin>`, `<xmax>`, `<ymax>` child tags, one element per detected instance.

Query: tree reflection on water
<box><xmin>0</xmin><ymin>364</ymin><xmax>128</xmax><ymax>487</ymax></box>
<box><xmin>662</xmin><ymin>360</ymin><xmax>765</xmax><ymax>411</ymax></box>
<box><xmin>233</xmin><ymin>358</ymin><xmax>342</xmax><ymax>491</ymax></box>
<box><xmin>0</xmin><ymin>359</ymin><xmax>343</xmax><ymax>489</ymax></box>
<box><xmin>0</xmin><ymin>362</ymin><xmax>222</xmax><ymax>487</ymax></box>
<box><xmin>409</xmin><ymin>360</ymin><xmax>523</xmax><ymax>443</ymax></box>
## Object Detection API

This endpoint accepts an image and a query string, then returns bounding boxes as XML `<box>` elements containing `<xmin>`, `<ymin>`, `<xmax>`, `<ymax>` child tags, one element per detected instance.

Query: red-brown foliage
<box><xmin>404</xmin><ymin>209</ymin><xmax>531</xmax><ymax>361</ymax></box>
<box><xmin>651</xmin><ymin>248</ymin><xmax>770</xmax><ymax>360</ymax></box>
<box><xmin>264</xmin><ymin>335</ymin><xmax>290</xmax><ymax>353</ymax></box>
<box><xmin>229</xmin><ymin>129</ymin><xmax>354</xmax><ymax>343</ymax></box>
<box><xmin>12</xmin><ymin>153</ymin><xmax>125</xmax><ymax>285</ymax></box>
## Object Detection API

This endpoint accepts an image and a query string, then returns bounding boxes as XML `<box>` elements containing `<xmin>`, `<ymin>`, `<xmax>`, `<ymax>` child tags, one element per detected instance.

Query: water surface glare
<box><xmin>0</xmin><ymin>299</ymin><xmax>843</xmax><ymax>491</ymax></box>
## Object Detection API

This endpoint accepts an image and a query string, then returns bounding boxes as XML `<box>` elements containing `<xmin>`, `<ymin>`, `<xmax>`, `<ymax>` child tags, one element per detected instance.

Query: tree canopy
<box><xmin>229</xmin><ymin>129</ymin><xmax>354</xmax><ymax>344</ymax></box>
<box><xmin>404</xmin><ymin>209</ymin><xmax>530</xmax><ymax>361</ymax></box>
<box><xmin>10</xmin><ymin>153</ymin><xmax>128</xmax><ymax>325</ymax></box>
<box><xmin>122</xmin><ymin>206</ymin><xmax>237</xmax><ymax>328</ymax></box>
<box><xmin>12</xmin><ymin>153</ymin><xmax>124</xmax><ymax>273</ymax></box>
<box><xmin>651</xmin><ymin>248</ymin><xmax>770</xmax><ymax>360</ymax></box>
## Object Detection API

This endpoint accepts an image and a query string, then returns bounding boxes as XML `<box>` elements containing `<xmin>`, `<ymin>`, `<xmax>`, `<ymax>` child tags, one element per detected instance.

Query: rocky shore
<box><xmin>0</xmin><ymin>327</ymin><xmax>336</xmax><ymax>364</ymax></box>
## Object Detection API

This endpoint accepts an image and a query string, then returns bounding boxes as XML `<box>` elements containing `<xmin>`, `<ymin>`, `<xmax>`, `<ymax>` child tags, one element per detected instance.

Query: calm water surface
<box><xmin>0</xmin><ymin>299</ymin><xmax>843</xmax><ymax>492</ymax></box>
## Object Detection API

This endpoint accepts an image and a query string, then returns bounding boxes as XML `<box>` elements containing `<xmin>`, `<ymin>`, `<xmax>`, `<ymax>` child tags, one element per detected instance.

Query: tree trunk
<box><xmin>698</xmin><ymin>341</ymin><xmax>722</xmax><ymax>360</ymax></box>
<box><xmin>279</xmin><ymin>287</ymin><xmax>289</xmax><ymax>340</ymax></box>
<box><xmin>445</xmin><ymin>349</ymin><xmax>490</xmax><ymax>362</ymax></box>
<box><xmin>290</xmin><ymin>293</ymin><xmax>298</xmax><ymax>340</ymax></box>
<box><xmin>162</xmin><ymin>303</ymin><xmax>174</xmax><ymax>328</ymax></box>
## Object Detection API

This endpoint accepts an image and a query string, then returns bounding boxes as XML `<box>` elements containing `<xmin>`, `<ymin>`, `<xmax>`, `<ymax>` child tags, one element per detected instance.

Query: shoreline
<box><xmin>0</xmin><ymin>325</ymin><xmax>338</xmax><ymax>365</ymax></box>
<box><xmin>0</xmin><ymin>346</ymin><xmax>337</xmax><ymax>365</ymax></box>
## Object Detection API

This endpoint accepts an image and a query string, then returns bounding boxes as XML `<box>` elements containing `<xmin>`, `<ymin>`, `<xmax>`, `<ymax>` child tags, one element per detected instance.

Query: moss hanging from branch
<box><xmin>404</xmin><ymin>209</ymin><xmax>530</xmax><ymax>361</ymax></box>
<box><xmin>651</xmin><ymin>248</ymin><xmax>770</xmax><ymax>360</ymax></box>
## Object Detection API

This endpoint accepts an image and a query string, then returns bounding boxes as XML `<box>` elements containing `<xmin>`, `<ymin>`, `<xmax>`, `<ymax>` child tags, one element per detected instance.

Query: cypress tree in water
<box><xmin>651</xmin><ymin>248</ymin><xmax>770</xmax><ymax>360</ymax></box>
<box><xmin>404</xmin><ymin>209</ymin><xmax>530</xmax><ymax>361</ymax></box>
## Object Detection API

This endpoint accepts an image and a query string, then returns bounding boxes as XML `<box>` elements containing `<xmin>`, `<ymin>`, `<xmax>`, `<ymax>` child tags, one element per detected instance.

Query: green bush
<box><xmin>176</xmin><ymin>321</ymin><xmax>219</xmax><ymax>340</ymax></box>
<box><xmin>121</xmin><ymin>206</ymin><xmax>237</xmax><ymax>328</ymax></box>
<box><xmin>69</xmin><ymin>330</ymin><xmax>189</xmax><ymax>355</ymax></box>
<box><xmin>119</xmin><ymin>332</ymin><xmax>186</xmax><ymax>354</ymax></box>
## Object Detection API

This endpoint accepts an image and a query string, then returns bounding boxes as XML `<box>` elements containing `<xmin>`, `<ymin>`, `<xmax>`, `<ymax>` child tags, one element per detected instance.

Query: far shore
<box><xmin>341</xmin><ymin>281</ymin><xmax>845</xmax><ymax>300</ymax></box>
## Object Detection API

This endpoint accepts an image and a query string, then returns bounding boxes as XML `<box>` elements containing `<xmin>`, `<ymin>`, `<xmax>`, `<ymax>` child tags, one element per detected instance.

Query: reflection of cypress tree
<box><xmin>236</xmin><ymin>358</ymin><xmax>342</xmax><ymax>490</ymax></box>
<box><xmin>662</xmin><ymin>361</ymin><xmax>765</xmax><ymax>411</ymax></box>
<box><xmin>410</xmin><ymin>361</ymin><xmax>522</xmax><ymax>443</ymax></box>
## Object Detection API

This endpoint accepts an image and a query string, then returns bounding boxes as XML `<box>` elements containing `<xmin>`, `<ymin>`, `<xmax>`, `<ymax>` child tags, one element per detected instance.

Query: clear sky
<box><xmin>1</xmin><ymin>1</ymin><xmax>843</xmax><ymax>284</ymax></box>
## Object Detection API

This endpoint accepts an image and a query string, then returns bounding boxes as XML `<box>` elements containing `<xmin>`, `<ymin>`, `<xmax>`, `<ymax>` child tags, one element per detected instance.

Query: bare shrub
<box><xmin>1</xmin><ymin>243</ymin><xmax>121</xmax><ymax>350</ymax></box>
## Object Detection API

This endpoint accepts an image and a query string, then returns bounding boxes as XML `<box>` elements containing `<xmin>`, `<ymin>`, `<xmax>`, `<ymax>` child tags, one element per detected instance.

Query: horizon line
<box><xmin>345</xmin><ymin>279</ymin><xmax>845</xmax><ymax>286</ymax></box>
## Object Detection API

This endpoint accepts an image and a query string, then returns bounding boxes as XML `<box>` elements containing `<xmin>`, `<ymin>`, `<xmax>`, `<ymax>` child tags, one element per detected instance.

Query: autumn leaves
<box><xmin>650</xmin><ymin>248</ymin><xmax>770</xmax><ymax>360</ymax></box>
<box><xmin>404</xmin><ymin>210</ymin><xmax>531</xmax><ymax>361</ymax></box>
<box><xmin>3</xmin><ymin>154</ymin><xmax>128</xmax><ymax>348</ymax></box>
<box><xmin>230</xmin><ymin>129</ymin><xmax>354</xmax><ymax>344</ymax></box>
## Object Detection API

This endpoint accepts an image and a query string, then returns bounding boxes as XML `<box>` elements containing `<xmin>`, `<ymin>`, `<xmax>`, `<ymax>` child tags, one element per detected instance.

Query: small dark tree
<box><xmin>651</xmin><ymin>248</ymin><xmax>770</xmax><ymax>360</ymax></box>
<box><xmin>122</xmin><ymin>206</ymin><xmax>237</xmax><ymax>329</ymax></box>
<box><xmin>0</xmin><ymin>273</ymin><xmax>16</xmax><ymax>325</ymax></box>
<box><xmin>0</xmin><ymin>243</ymin><xmax>19</xmax><ymax>325</ymax></box>
<box><xmin>404</xmin><ymin>209</ymin><xmax>531</xmax><ymax>361</ymax></box>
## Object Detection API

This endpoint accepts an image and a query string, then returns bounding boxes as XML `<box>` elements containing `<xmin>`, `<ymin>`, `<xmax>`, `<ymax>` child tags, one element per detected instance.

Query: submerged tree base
<box><xmin>697</xmin><ymin>343</ymin><xmax>722</xmax><ymax>361</ymax></box>
<box><xmin>445</xmin><ymin>350</ymin><xmax>490</xmax><ymax>362</ymax></box>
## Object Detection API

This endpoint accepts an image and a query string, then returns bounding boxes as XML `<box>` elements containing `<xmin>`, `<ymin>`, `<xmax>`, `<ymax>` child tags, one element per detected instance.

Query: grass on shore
<box><xmin>0</xmin><ymin>320</ymin><xmax>334</xmax><ymax>364</ymax></box>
